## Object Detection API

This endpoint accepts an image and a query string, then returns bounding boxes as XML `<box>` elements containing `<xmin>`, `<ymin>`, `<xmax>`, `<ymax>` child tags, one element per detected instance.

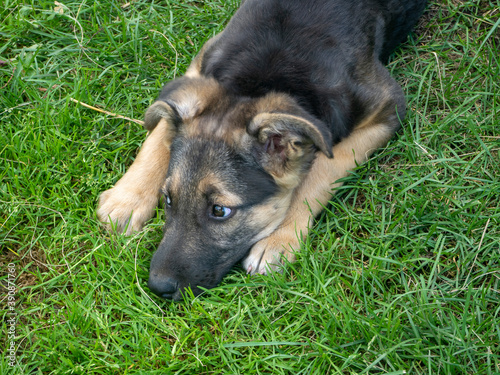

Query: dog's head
<box><xmin>145</xmin><ymin>77</ymin><xmax>332</xmax><ymax>300</ymax></box>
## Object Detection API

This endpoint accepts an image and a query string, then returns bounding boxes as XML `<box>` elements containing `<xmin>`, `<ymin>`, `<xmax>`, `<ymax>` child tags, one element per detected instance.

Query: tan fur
<box><xmin>171</xmin><ymin>77</ymin><xmax>225</xmax><ymax>122</ymax></box>
<box><xmin>197</xmin><ymin>173</ymin><xmax>244</xmax><ymax>208</ymax></box>
<box><xmin>243</xmin><ymin>226</ymin><xmax>299</xmax><ymax>274</ymax></box>
<box><xmin>97</xmin><ymin>118</ymin><xmax>175</xmax><ymax>234</ymax></box>
<box><xmin>247</xmin><ymin>190</ymin><xmax>293</xmax><ymax>240</ymax></box>
<box><xmin>253</xmin><ymin>92</ymin><xmax>299</xmax><ymax>114</ymax></box>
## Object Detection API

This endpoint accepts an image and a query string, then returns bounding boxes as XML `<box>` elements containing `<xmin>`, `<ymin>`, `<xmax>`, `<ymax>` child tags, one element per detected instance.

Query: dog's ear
<box><xmin>248</xmin><ymin>113</ymin><xmax>333</xmax><ymax>188</ymax></box>
<box><xmin>144</xmin><ymin>77</ymin><xmax>225</xmax><ymax>131</ymax></box>
<box><xmin>144</xmin><ymin>100</ymin><xmax>182</xmax><ymax>131</ymax></box>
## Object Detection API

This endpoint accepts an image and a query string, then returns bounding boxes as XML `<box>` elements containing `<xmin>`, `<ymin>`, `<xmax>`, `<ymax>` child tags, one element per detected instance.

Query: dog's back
<box><xmin>201</xmin><ymin>0</ymin><xmax>426</xmax><ymax>143</ymax></box>
<box><xmin>377</xmin><ymin>0</ymin><xmax>428</xmax><ymax>60</ymax></box>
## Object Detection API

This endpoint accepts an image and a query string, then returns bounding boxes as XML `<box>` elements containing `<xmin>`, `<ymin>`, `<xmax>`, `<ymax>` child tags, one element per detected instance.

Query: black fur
<box><xmin>202</xmin><ymin>0</ymin><xmax>426</xmax><ymax>144</ymax></box>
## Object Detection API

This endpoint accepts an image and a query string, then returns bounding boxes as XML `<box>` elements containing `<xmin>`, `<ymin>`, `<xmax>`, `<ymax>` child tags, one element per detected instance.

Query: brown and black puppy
<box><xmin>97</xmin><ymin>0</ymin><xmax>427</xmax><ymax>300</ymax></box>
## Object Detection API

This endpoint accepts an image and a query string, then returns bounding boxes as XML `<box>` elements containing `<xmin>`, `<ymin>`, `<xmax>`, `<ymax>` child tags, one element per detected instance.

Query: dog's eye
<box><xmin>165</xmin><ymin>194</ymin><xmax>172</xmax><ymax>207</ymax></box>
<box><xmin>211</xmin><ymin>205</ymin><xmax>232</xmax><ymax>219</ymax></box>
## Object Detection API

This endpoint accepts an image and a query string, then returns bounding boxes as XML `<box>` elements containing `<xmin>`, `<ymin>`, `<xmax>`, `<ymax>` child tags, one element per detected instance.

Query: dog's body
<box><xmin>97</xmin><ymin>0</ymin><xmax>427</xmax><ymax>300</ymax></box>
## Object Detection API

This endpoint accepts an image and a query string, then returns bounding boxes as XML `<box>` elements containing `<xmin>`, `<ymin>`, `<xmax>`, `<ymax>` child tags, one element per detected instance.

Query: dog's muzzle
<box><xmin>147</xmin><ymin>273</ymin><xmax>179</xmax><ymax>300</ymax></box>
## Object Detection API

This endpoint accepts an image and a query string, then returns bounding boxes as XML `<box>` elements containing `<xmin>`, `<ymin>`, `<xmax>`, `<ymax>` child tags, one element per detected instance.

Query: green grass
<box><xmin>1</xmin><ymin>0</ymin><xmax>499</xmax><ymax>373</ymax></box>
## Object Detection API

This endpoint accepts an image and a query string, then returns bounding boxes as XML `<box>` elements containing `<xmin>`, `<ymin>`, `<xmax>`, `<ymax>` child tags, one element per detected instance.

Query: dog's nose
<box><xmin>148</xmin><ymin>274</ymin><xmax>179</xmax><ymax>299</ymax></box>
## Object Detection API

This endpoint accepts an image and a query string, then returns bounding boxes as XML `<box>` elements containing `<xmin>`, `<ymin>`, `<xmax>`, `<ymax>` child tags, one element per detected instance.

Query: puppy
<box><xmin>98</xmin><ymin>0</ymin><xmax>427</xmax><ymax>300</ymax></box>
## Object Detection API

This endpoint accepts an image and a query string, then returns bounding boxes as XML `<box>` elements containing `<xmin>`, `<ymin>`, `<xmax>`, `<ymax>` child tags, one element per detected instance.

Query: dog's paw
<box><xmin>97</xmin><ymin>186</ymin><xmax>158</xmax><ymax>235</ymax></box>
<box><xmin>242</xmin><ymin>229</ymin><xmax>299</xmax><ymax>275</ymax></box>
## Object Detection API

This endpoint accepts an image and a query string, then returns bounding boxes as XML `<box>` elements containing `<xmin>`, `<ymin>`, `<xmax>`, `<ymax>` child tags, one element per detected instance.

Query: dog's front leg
<box><xmin>243</xmin><ymin>122</ymin><xmax>396</xmax><ymax>275</ymax></box>
<box><xmin>97</xmin><ymin>118</ymin><xmax>173</xmax><ymax>235</ymax></box>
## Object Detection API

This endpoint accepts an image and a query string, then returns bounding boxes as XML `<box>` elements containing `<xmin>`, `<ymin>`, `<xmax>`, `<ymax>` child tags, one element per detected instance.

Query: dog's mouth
<box><xmin>147</xmin><ymin>276</ymin><xmax>218</xmax><ymax>301</ymax></box>
<box><xmin>148</xmin><ymin>244</ymin><xmax>254</xmax><ymax>301</ymax></box>
<box><xmin>147</xmin><ymin>262</ymin><xmax>233</xmax><ymax>301</ymax></box>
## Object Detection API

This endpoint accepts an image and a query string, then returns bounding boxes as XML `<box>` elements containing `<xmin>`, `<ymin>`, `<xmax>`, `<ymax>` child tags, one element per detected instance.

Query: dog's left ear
<box><xmin>144</xmin><ymin>100</ymin><xmax>182</xmax><ymax>131</ymax></box>
<box><xmin>248</xmin><ymin>113</ymin><xmax>333</xmax><ymax>188</ymax></box>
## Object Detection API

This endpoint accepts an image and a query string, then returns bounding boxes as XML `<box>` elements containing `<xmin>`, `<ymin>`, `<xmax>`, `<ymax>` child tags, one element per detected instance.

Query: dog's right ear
<box><xmin>144</xmin><ymin>100</ymin><xmax>182</xmax><ymax>131</ymax></box>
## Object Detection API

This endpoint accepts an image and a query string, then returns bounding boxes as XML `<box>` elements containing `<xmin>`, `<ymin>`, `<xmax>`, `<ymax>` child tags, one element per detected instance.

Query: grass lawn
<box><xmin>1</xmin><ymin>0</ymin><xmax>499</xmax><ymax>373</ymax></box>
